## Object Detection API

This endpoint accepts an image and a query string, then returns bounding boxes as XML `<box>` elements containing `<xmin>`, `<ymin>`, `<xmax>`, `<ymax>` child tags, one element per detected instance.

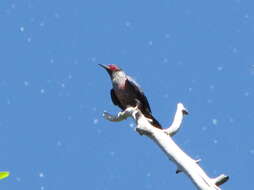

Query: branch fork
<box><xmin>103</xmin><ymin>103</ymin><xmax>229</xmax><ymax>190</ymax></box>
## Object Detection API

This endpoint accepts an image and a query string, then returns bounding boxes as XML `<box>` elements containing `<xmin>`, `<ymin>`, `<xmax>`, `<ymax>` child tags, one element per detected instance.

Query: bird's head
<box><xmin>98</xmin><ymin>64</ymin><xmax>122</xmax><ymax>76</ymax></box>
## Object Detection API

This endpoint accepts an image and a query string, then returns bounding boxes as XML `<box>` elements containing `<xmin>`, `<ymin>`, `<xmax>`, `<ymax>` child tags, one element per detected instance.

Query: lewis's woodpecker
<box><xmin>99</xmin><ymin>64</ymin><xmax>162</xmax><ymax>129</ymax></box>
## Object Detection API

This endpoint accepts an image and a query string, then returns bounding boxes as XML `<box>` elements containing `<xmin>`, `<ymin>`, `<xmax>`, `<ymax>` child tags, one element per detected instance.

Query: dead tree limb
<box><xmin>103</xmin><ymin>103</ymin><xmax>229</xmax><ymax>190</ymax></box>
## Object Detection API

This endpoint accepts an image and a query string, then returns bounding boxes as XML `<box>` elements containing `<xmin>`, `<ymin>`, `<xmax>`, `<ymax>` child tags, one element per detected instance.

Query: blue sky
<box><xmin>0</xmin><ymin>0</ymin><xmax>253</xmax><ymax>189</ymax></box>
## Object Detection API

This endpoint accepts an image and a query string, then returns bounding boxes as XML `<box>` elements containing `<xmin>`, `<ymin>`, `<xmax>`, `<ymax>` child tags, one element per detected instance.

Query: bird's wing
<box><xmin>126</xmin><ymin>76</ymin><xmax>152</xmax><ymax>113</ymax></box>
<box><xmin>110</xmin><ymin>89</ymin><xmax>124</xmax><ymax>110</ymax></box>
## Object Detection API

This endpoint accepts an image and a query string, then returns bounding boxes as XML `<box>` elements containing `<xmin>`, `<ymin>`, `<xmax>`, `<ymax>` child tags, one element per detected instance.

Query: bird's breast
<box><xmin>114</xmin><ymin>87</ymin><xmax>137</xmax><ymax>108</ymax></box>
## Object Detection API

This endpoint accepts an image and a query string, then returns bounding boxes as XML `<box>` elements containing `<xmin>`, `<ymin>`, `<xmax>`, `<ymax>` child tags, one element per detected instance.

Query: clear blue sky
<box><xmin>0</xmin><ymin>0</ymin><xmax>253</xmax><ymax>189</ymax></box>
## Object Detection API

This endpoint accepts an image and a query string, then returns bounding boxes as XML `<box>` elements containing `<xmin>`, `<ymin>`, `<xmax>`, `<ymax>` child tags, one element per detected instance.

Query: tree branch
<box><xmin>103</xmin><ymin>103</ymin><xmax>229</xmax><ymax>190</ymax></box>
<box><xmin>103</xmin><ymin>107</ymin><xmax>136</xmax><ymax>122</ymax></box>
<box><xmin>163</xmin><ymin>102</ymin><xmax>188</xmax><ymax>136</ymax></box>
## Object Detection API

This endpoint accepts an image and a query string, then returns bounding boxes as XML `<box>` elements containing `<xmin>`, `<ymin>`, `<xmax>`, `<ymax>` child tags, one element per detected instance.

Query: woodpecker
<box><xmin>99</xmin><ymin>64</ymin><xmax>162</xmax><ymax>129</ymax></box>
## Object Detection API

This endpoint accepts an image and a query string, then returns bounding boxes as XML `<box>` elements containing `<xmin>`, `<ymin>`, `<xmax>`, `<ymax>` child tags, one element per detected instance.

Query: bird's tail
<box><xmin>145</xmin><ymin>114</ymin><xmax>162</xmax><ymax>129</ymax></box>
<box><xmin>134</xmin><ymin>99</ymin><xmax>162</xmax><ymax>129</ymax></box>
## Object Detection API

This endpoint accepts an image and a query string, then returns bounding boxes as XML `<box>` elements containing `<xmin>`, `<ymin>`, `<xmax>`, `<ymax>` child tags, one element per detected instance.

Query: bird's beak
<box><xmin>98</xmin><ymin>64</ymin><xmax>112</xmax><ymax>76</ymax></box>
<box><xmin>98</xmin><ymin>64</ymin><xmax>109</xmax><ymax>70</ymax></box>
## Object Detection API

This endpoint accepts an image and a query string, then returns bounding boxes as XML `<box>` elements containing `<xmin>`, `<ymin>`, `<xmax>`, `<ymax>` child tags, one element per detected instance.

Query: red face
<box><xmin>108</xmin><ymin>64</ymin><xmax>120</xmax><ymax>71</ymax></box>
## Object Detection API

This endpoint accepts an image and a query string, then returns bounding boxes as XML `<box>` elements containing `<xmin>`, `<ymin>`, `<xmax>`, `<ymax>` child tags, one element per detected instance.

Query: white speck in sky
<box><xmin>27</xmin><ymin>37</ymin><xmax>32</xmax><ymax>43</ymax></box>
<box><xmin>67</xmin><ymin>116</ymin><xmax>72</xmax><ymax>121</ymax></box>
<box><xmin>57</xmin><ymin>141</ymin><xmax>62</xmax><ymax>147</ymax></box>
<box><xmin>188</xmin><ymin>87</ymin><xmax>193</xmax><ymax>92</ymax></box>
<box><xmin>146</xmin><ymin>172</ymin><xmax>152</xmax><ymax>177</ymax></box>
<box><xmin>39</xmin><ymin>22</ymin><xmax>45</xmax><ymax>27</ymax></box>
<box><xmin>217</xmin><ymin>66</ymin><xmax>223</xmax><ymax>71</ymax></box>
<box><xmin>249</xmin><ymin>149</ymin><xmax>254</xmax><ymax>155</ymax></box>
<box><xmin>165</xmin><ymin>33</ymin><xmax>171</xmax><ymax>39</ymax></box>
<box><xmin>110</xmin><ymin>151</ymin><xmax>115</xmax><ymax>157</ymax></box>
<box><xmin>244</xmin><ymin>91</ymin><xmax>250</xmax><ymax>97</ymax></box>
<box><xmin>125</xmin><ymin>21</ymin><xmax>131</xmax><ymax>27</ymax></box>
<box><xmin>232</xmin><ymin>47</ymin><xmax>238</xmax><ymax>53</ymax></box>
<box><xmin>91</xmin><ymin>57</ymin><xmax>96</xmax><ymax>62</ymax></box>
<box><xmin>11</xmin><ymin>3</ymin><xmax>16</xmax><ymax>9</ymax></box>
<box><xmin>39</xmin><ymin>172</ymin><xmax>44</xmax><ymax>178</ymax></box>
<box><xmin>16</xmin><ymin>177</ymin><xmax>21</xmax><ymax>182</ymax></box>
<box><xmin>191</xmin><ymin>79</ymin><xmax>196</xmax><ymax>84</ymax></box>
<box><xmin>54</xmin><ymin>13</ymin><xmax>60</xmax><ymax>19</ymax></box>
<box><xmin>40</xmin><ymin>186</ymin><xmax>45</xmax><ymax>190</ymax></box>
<box><xmin>50</xmin><ymin>58</ymin><xmax>54</xmax><ymax>64</ymax></box>
<box><xmin>162</xmin><ymin>58</ymin><xmax>168</xmax><ymax>63</ymax></box>
<box><xmin>40</xmin><ymin>89</ymin><xmax>45</xmax><ymax>94</ymax></box>
<box><xmin>209</xmin><ymin>85</ymin><xmax>215</xmax><ymax>91</ymax></box>
<box><xmin>93</xmin><ymin>118</ymin><xmax>99</xmax><ymax>124</ymax></box>
<box><xmin>229</xmin><ymin>117</ymin><xmax>235</xmax><ymax>123</ymax></box>
<box><xmin>20</xmin><ymin>26</ymin><xmax>25</xmax><ymax>32</ymax></box>
<box><xmin>212</xmin><ymin>119</ymin><xmax>218</xmax><ymax>125</ymax></box>
<box><xmin>68</xmin><ymin>74</ymin><xmax>73</xmax><ymax>80</ymax></box>
<box><xmin>202</xmin><ymin>126</ymin><xmax>207</xmax><ymax>131</ymax></box>
<box><xmin>129</xmin><ymin>123</ymin><xmax>134</xmax><ymax>128</ymax></box>
<box><xmin>61</xmin><ymin>83</ymin><xmax>65</xmax><ymax>88</ymax></box>
<box><xmin>7</xmin><ymin>98</ymin><xmax>11</xmax><ymax>105</ymax></box>
<box><xmin>244</xmin><ymin>13</ymin><xmax>249</xmax><ymax>19</ymax></box>
<box><xmin>24</xmin><ymin>81</ymin><xmax>29</xmax><ymax>86</ymax></box>
<box><xmin>207</xmin><ymin>99</ymin><xmax>213</xmax><ymax>104</ymax></box>
<box><xmin>213</xmin><ymin>139</ymin><xmax>218</xmax><ymax>144</ymax></box>
<box><xmin>148</xmin><ymin>41</ymin><xmax>153</xmax><ymax>46</ymax></box>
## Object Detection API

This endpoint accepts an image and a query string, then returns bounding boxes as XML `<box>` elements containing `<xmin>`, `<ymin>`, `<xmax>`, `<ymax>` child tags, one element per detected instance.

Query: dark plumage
<box><xmin>99</xmin><ymin>64</ymin><xmax>162</xmax><ymax>129</ymax></box>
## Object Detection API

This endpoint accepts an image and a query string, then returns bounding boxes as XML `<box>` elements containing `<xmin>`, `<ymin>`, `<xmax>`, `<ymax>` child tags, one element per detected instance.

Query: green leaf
<box><xmin>0</xmin><ymin>171</ymin><xmax>9</xmax><ymax>180</ymax></box>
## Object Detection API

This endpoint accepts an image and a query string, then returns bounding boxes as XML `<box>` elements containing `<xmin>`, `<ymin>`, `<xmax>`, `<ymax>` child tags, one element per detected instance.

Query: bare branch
<box><xmin>102</xmin><ymin>103</ymin><xmax>229</xmax><ymax>190</ymax></box>
<box><xmin>163</xmin><ymin>103</ymin><xmax>188</xmax><ymax>136</ymax></box>
<box><xmin>103</xmin><ymin>107</ymin><xmax>136</xmax><ymax>122</ymax></box>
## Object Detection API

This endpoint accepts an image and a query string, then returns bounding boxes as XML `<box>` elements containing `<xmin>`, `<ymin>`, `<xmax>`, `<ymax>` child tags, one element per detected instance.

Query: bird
<box><xmin>99</xmin><ymin>64</ymin><xmax>162</xmax><ymax>129</ymax></box>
